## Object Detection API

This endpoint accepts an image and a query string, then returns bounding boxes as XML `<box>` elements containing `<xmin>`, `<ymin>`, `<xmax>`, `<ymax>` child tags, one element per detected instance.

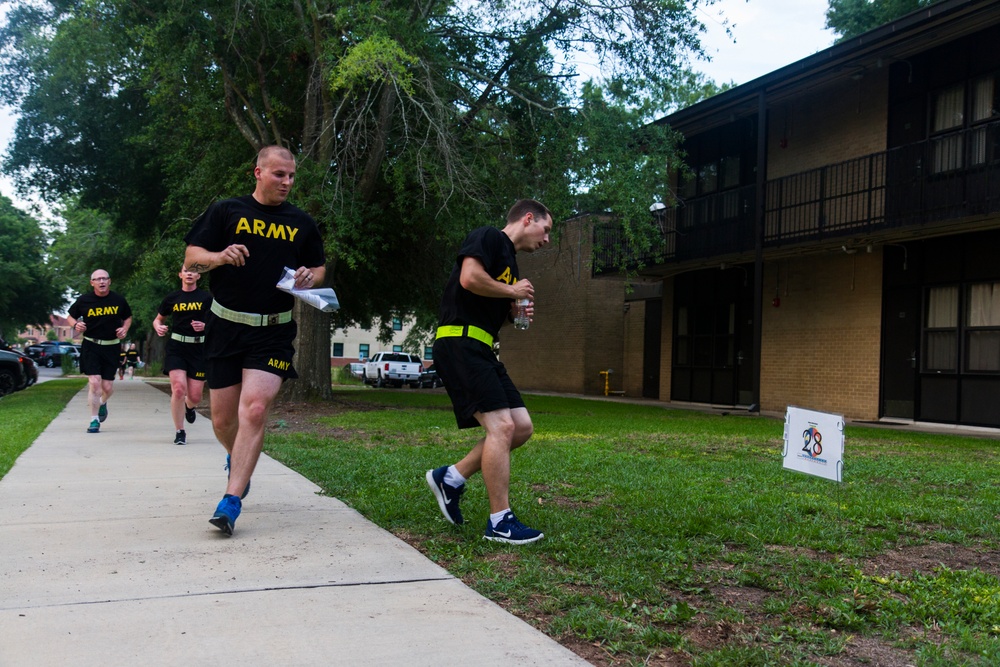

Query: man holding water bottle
<box><xmin>425</xmin><ymin>199</ymin><xmax>552</xmax><ymax>544</ymax></box>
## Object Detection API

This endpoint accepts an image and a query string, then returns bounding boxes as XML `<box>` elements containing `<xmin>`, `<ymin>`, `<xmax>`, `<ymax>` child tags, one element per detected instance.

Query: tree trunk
<box><xmin>280</xmin><ymin>300</ymin><xmax>332</xmax><ymax>401</ymax></box>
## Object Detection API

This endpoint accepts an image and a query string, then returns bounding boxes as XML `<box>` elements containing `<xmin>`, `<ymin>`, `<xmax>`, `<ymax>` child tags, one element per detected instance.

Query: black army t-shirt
<box><xmin>157</xmin><ymin>288</ymin><xmax>213</xmax><ymax>337</ymax></box>
<box><xmin>437</xmin><ymin>226</ymin><xmax>519</xmax><ymax>338</ymax></box>
<box><xmin>68</xmin><ymin>291</ymin><xmax>132</xmax><ymax>340</ymax></box>
<box><xmin>184</xmin><ymin>195</ymin><xmax>326</xmax><ymax>314</ymax></box>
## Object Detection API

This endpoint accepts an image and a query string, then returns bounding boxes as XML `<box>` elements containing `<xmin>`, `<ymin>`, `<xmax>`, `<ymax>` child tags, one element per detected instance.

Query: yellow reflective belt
<box><xmin>211</xmin><ymin>300</ymin><xmax>292</xmax><ymax>327</ymax></box>
<box><xmin>83</xmin><ymin>336</ymin><xmax>121</xmax><ymax>346</ymax></box>
<box><xmin>435</xmin><ymin>325</ymin><xmax>494</xmax><ymax>348</ymax></box>
<box><xmin>170</xmin><ymin>333</ymin><xmax>204</xmax><ymax>343</ymax></box>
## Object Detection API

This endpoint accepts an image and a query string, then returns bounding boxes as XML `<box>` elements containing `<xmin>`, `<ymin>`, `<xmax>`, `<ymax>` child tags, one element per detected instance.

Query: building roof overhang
<box><xmin>655</xmin><ymin>0</ymin><xmax>1000</xmax><ymax>136</ymax></box>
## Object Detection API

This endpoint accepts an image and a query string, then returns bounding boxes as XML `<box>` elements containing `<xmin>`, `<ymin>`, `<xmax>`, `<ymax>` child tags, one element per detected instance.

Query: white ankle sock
<box><xmin>444</xmin><ymin>465</ymin><xmax>466</xmax><ymax>488</ymax></box>
<box><xmin>490</xmin><ymin>508</ymin><xmax>511</xmax><ymax>528</ymax></box>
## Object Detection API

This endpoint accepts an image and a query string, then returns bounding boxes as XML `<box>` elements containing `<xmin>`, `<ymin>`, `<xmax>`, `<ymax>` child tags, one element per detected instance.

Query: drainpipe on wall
<box><xmin>751</xmin><ymin>89</ymin><xmax>767</xmax><ymax>414</ymax></box>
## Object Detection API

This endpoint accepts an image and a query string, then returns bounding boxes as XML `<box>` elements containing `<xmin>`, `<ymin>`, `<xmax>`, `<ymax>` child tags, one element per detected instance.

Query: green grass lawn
<box><xmin>265</xmin><ymin>391</ymin><xmax>1000</xmax><ymax>666</ymax></box>
<box><xmin>7</xmin><ymin>382</ymin><xmax>1000</xmax><ymax>665</ymax></box>
<box><xmin>0</xmin><ymin>379</ymin><xmax>86</xmax><ymax>478</ymax></box>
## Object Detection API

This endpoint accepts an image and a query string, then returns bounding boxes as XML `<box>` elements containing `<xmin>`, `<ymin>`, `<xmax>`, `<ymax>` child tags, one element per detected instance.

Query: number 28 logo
<box><xmin>802</xmin><ymin>427</ymin><xmax>823</xmax><ymax>457</ymax></box>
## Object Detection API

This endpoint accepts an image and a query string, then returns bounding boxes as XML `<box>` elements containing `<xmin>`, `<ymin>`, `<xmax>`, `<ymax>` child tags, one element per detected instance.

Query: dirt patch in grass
<box><xmin>864</xmin><ymin>541</ymin><xmax>1000</xmax><ymax>579</ymax></box>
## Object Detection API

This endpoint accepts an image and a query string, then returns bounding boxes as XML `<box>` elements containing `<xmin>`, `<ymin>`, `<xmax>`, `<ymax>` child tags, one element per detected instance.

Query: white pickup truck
<box><xmin>363</xmin><ymin>352</ymin><xmax>423</xmax><ymax>388</ymax></box>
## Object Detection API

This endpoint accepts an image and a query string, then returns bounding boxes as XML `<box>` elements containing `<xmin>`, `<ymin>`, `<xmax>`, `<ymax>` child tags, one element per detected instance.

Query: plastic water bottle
<box><xmin>514</xmin><ymin>298</ymin><xmax>530</xmax><ymax>330</ymax></box>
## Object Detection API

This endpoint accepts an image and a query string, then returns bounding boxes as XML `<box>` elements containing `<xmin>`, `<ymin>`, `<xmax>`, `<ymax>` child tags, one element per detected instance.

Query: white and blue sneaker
<box><xmin>426</xmin><ymin>466</ymin><xmax>465</xmax><ymax>525</ymax></box>
<box><xmin>483</xmin><ymin>512</ymin><xmax>543</xmax><ymax>545</ymax></box>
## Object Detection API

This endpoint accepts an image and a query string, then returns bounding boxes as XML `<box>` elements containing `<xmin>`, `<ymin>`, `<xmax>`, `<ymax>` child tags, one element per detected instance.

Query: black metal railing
<box><xmin>593</xmin><ymin>120</ymin><xmax>1000</xmax><ymax>275</ymax></box>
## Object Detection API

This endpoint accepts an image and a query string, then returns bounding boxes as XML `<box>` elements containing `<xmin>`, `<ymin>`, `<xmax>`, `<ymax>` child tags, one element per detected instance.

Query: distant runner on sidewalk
<box><xmin>66</xmin><ymin>269</ymin><xmax>133</xmax><ymax>434</ymax></box>
<box><xmin>153</xmin><ymin>266</ymin><xmax>212</xmax><ymax>446</ymax></box>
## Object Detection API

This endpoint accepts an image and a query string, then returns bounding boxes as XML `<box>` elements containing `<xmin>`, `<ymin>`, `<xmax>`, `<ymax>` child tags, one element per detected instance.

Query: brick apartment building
<box><xmin>16</xmin><ymin>315</ymin><xmax>82</xmax><ymax>346</ymax></box>
<box><xmin>502</xmin><ymin>0</ymin><xmax>1000</xmax><ymax>428</ymax></box>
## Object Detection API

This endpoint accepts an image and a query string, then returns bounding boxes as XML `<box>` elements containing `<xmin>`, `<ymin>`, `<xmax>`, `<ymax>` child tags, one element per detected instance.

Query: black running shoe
<box><xmin>426</xmin><ymin>466</ymin><xmax>465</xmax><ymax>525</ymax></box>
<box><xmin>483</xmin><ymin>512</ymin><xmax>543</xmax><ymax>545</ymax></box>
<box><xmin>174</xmin><ymin>430</ymin><xmax>186</xmax><ymax>445</ymax></box>
<box><xmin>185</xmin><ymin>405</ymin><xmax>196</xmax><ymax>424</ymax></box>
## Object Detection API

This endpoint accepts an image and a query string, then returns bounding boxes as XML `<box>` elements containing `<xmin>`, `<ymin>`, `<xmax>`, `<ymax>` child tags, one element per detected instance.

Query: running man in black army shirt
<box><xmin>185</xmin><ymin>145</ymin><xmax>326</xmax><ymax>536</ymax></box>
<box><xmin>66</xmin><ymin>269</ymin><xmax>133</xmax><ymax>434</ymax></box>
<box><xmin>154</xmin><ymin>266</ymin><xmax>212</xmax><ymax>445</ymax></box>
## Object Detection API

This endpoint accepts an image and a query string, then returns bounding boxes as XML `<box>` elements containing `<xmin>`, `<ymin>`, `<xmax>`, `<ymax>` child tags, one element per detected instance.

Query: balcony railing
<box><xmin>594</xmin><ymin>120</ymin><xmax>1000</xmax><ymax>274</ymax></box>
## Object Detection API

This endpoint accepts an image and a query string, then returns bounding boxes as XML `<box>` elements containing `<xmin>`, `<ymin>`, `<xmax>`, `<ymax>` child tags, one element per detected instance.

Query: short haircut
<box><xmin>507</xmin><ymin>198</ymin><xmax>551</xmax><ymax>224</ymax></box>
<box><xmin>256</xmin><ymin>145</ymin><xmax>295</xmax><ymax>167</ymax></box>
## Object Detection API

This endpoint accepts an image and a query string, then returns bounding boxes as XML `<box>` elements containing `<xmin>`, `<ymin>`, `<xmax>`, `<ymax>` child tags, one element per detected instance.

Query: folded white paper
<box><xmin>276</xmin><ymin>266</ymin><xmax>340</xmax><ymax>313</ymax></box>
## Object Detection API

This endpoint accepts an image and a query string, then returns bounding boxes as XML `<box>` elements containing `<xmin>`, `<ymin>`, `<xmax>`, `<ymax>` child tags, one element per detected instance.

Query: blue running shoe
<box><xmin>483</xmin><ymin>512</ymin><xmax>543</xmax><ymax>545</ymax></box>
<box><xmin>225</xmin><ymin>454</ymin><xmax>251</xmax><ymax>499</ymax></box>
<box><xmin>98</xmin><ymin>402</ymin><xmax>108</xmax><ymax>423</ymax></box>
<box><xmin>185</xmin><ymin>405</ymin><xmax>196</xmax><ymax>424</ymax></box>
<box><xmin>209</xmin><ymin>494</ymin><xmax>241</xmax><ymax>536</ymax></box>
<box><xmin>87</xmin><ymin>419</ymin><xmax>100</xmax><ymax>434</ymax></box>
<box><xmin>426</xmin><ymin>466</ymin><xmax>465</xmax><ymax>525</ymax></box>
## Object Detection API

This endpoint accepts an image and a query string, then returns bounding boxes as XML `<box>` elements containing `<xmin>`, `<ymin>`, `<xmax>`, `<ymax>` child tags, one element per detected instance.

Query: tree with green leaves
<box><xmin>0</xmin><ymin>194</ymin><xmax>64</xmax><ymax>339</ymax></box>
<box><xmin>0</xmin><ymin>0</ymin><xmax>722</xmax><ymax>398</ymax></box>
<box><xmin>826</xmin><ymin>0</ymin><xmax>945</xmax><ymax>41</ymax></box>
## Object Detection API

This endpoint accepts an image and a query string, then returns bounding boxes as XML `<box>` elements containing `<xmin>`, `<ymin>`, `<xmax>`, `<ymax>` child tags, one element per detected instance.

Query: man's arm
<box><xmin>459</xmin><ymin>256</ymin><xmax>533</xmax><ymax>301</ymax></box>
<box><xmin>185</xmin><ymin>244</ymin><xmax>249</xmax><ymax>273</ymax></box>
<box><xmin>153</xmin><ymin>313</ymin><xmax>168</xmax><ymax>337</ymax></box>
<box><xmin>292</xmin><ymin>265</ymin><xmax>326</xmax><ymax>289</ymax></box>
<box><xmin>116</xmin><ymin>316</ymin><xmax>132</xmax><ymax>340</ymax></box>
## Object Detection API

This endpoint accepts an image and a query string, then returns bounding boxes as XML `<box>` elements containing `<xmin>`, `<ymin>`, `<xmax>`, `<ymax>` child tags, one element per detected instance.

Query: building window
<box><xmin>970</xmin><ymin>74</ymin><xmax>1000</xmax><ymax>166</ymax></box>
<box><xmin>392</xmin><ymin>317</ymin><xmax>402</xmax><ymax>331</ymax></box>
<box><xmin>930</xmin><ymin>74</ymin><xmax>1000</xmax><ymax>173</ymax></box>
<box><xmin>931</xmin><ymin>84</ymin><xmax>964</xmax><ymax>173</ymax></box>
<box><xmin>424</xmin><ymin>346</ymin><xmax>433</xmax><ymax>360</ymax></box>
<box><xmin>924</xmin><ymin>286</ymin><xmax>958</xmax><ymax>372</ymax></box>
<box><xmin>966</xmin><ymin>282</ymin><xmax>1000</xmax><ymax>372</ymax></box>
<box><xmin>332</xmin><ymin>342</ymin><xmax>344</xmax><ymax>357</ymax></box>
<box><xmin>697</xmin><ymin>163</ymin><xmax>718</xmax><ymax>195</ymax></box>
<box><xmin>359</xmin><ymin>344</ymin><xmax>370</xmax><ymax>360</ymax></box>
<box><xmin>675</xmin><ymin>306</ymin><xmax>690</xmax><ymax>365</ymax></box>
<box><xmin>393</xmin><ymin>345</ymin><xmax>402</xmax><ymax>352</ymax></box>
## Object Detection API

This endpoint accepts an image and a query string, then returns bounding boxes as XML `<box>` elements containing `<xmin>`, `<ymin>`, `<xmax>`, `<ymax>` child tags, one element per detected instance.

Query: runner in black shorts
<box><xmin>184</xmin><ymin>145</ymin><xmax>326</xmax><ymax>536</ymax></box>
<box><xmin>66</xmin><ymin>269</ymin><xmax>133</xmax><ymax>434</ymax></box>
<box><xmin>153</xmin><ymin>266</ymin><xmax>213</xmax><ymax>445</ymax></box>
<box><xmin>425</xmin><ymin>199</ymin><xmax>553</xmax><ymax>545</ymax></box>
<box><xmin>123</xmin><ymin>342</ymin><xmax>141</xmax><ymax>379</ymax></box>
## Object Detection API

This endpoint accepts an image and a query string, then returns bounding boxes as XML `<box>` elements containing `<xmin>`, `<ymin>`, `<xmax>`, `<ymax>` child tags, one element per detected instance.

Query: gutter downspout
<box><xmin>751</xmin><ymin>90</ymin><xmax>767</xmax><ymax>414</ymax></box>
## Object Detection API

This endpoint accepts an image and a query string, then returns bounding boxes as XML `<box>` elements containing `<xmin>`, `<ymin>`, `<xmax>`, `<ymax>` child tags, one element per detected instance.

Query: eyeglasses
<box><xmin>92</xmin><ymin>277</ymin><xmax>110</xmax><ymax>282</ymax></box>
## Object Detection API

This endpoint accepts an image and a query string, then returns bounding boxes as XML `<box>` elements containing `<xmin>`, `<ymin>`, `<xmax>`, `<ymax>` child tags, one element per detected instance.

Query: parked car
<box><xmin>345</xmin><ymin>362</ymin><xmax>365</xmax><ymax>379</ymax></box>
<box><xmin>0</xmin><ymin>349</ymin><xmax>26</xmax><ymax>396</ymax></box>
<box><xmin>363</xmin><ymin>352</ymin><xmax>423</xmax><ymax>388</ymax></box>
<box><xmin>26</xmin><ymin>343</ymin><xmax>79</xmax><ymax>368</ymax></box>
<box><xmin>15</xmin><ymin>354</ymin><xmax>38</xmax><ymax>390</ymax></box>
<box><xmin>410</xmin><ymin>363</ymin><xmax>443</xmax><ymax>389</ymax></box>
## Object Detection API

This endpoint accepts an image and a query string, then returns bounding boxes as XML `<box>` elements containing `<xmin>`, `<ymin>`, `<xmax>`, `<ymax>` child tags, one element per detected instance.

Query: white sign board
<box><xmin>782</xmin><ymin>406</ymin><xmax>844</xmax><ymax>483</ymax></box>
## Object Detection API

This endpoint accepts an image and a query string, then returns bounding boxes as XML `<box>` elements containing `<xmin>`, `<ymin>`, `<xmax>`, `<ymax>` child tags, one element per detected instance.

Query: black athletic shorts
<box><xmin>79</xmin><ymin>340</ymin><xmax>122</xmax><ymax>381</ymax></box>
<box><xmin>163</xmin><ymin>339</ymin><xmax>207</xmax><ymax>381</ymax></box>
<box><xmin>432</xmin><ymin>336</ymin><xmax>524</xmax><ymax>429</ymax></box>
<box><xmin>203</xmin><ymin>315</ymin><xmax>298</xmax><ymax>389</ymax></box>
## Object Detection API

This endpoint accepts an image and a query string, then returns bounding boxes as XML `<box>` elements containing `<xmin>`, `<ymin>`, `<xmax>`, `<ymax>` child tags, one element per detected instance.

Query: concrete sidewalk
<box><xmin>0</xmin><ymin>380</ymin><xmax>589</xmax><ymax>666</ymax></box>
